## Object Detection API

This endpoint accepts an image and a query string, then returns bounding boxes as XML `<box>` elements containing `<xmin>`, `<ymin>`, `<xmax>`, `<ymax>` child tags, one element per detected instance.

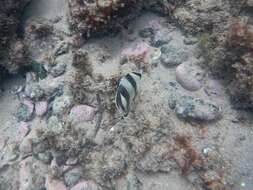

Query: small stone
<box><xmin>16</xmin><ymin>100</ymin><xmax>34</xmax><ymax>121</ymax></box>
<box><xmin>36</xmin><ymin>151</ymin><xmax>53</xmax><ymax>164</ymax></box>
<box><xmin>69</xmin><ymin>105</ymin><xmax>97</xmax><ymax>124</ymax></box>
<box><xmin>71</xmin><ymin>181</ymin><xmax>102</xmax><ymax>190</ymax></box>
<box><xmin>54</xmin><ymin>42</ymin><xmax>69</xmax><ymax>56</ymax></box>
<box><xmin>160</xmin><ymin>44</ymin><xmax>188</xmax><ymax>67</ymax></box>
<box><xmin>151</xmin><ymin>29</ymin><xmax>172</xmax><ymax>47</ymax></box>
<box><xmin>139</xmin><ymin>28</ymin><xmax>154</xmax><ymax>38</ymax></box>
<box><xmin>176</xmin><ymin>62</ymin><xmax>204</xmax><ymax>91</ymax></box>
<box><xmin>46</xmin><ymin>176</ymin><xmax>69</xmax><ymax>190</ymax></box>
<box><xmin>202</xmin><ymin>147</ymin><xmax>213</xmax><ymax>156</ymax></box>
<box><xmin>50</xmin><ymin>63</ymin><xmax>66</xmax><ymax>77</ymax></box>
<box><xmin>19</xmin><ymin>157</ymin><xmax>33</xmax><ymax>190</ymax></box>
<box><xmin>16</xmin><ymin>122</ymin><xmax>30</xmax><ymax>143</ymax></box>
<box><xmin>52</xmin><ymin>95</ymin><xmax>73</xmax><ymax>115</ymax></box>
<box><xmin>47</xmin><ymin>116</ymin><xmax>64</xmax><ymax>135</ymax></box>
<box><xmin>66</xmin><ymin>157</ymin><xmax>78</xmax><ymax>166</ymax></box>
<box><xmin>64</xmin><ymin>168</ymin><xmax>82</xmax><ymax>187</ymax></box>
<box><xmin>174</xmin><ymin>96</ymin><xmax>222</xmax><ymax>122</ymax></box>
<box><xmin>50</xmin><ymin>158</ymin><xmax>63</xmax><ymax>177</ymax></box>
<box><xmin>24</xmin><ymin>83</ymin><xmax>44</xmax><ymax>100</ymax></box>
<box><xmin>35</xmin><ymin>101</ymin><xmax>48</xmax><ymax>116</ymax></box>
<box><xmin>121</xmin><ymin>42</ymin><xmax>150</xmax><ymax>63</ymax></box>
<box><xmin>19</xmin><ymin>138</ymin><xmax>32</xmax><ymax>156</ymax></box>
<box><xmin>183</xmin><ymin>36</ymin><xmax>198</xmax><ymax>45</ymax></box>
<box><xmin>126</xmin><ymin>173</ymin><xmax>142</xmax><ymax>190</ymax></box>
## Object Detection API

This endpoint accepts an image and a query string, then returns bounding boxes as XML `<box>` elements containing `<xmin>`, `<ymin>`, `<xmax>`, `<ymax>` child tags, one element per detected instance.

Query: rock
<box><xmin>36</xmin><ymin>151</ymin><xmax>53</xmax><ymax>164</ymax></box>
<box><xmin>121</xmin><ymin>42</ymin><xmax>150</xmax><ymax>63</ymax></box>
<box><xmin>66</xmin><ymin>157</ymin><xmax>78</xmax><ymax>166</ymax></box>
<box><xmin>50</xmin><ymin>63</ymin><xmax>66</xmax><ymax>77</ymax></box>
<box><xmin>19</xmin><ymin>157</ymin><xmax>33</xmax><ymax>190</ymax></box>
<box><xmin>19</xmin><ymin>138</ymin><xmax>32</xmax><ymax>156</ymax></box>
<box><xmin>176</xmin><ymin>61</ymin><xmax>205</xmax><ymax>91</ymax></box>
<box><xmin>16</xmin><ymin>122</ymin><xmax>30</xmax><ymax>143</ymax></box>
<box><xmin>126</xmin><ymin>173</ymin><xmax>142</xmax><ymax>190</ymax></box>
<box><xmin>35</xmin><ymin>101</ymin><xmax>48</xmax><ymax>116</ymax></box>
<box><xmin>139</xmin><ymin>28</ymin><xmax>154</xmax><ymax>38</ymax></box>
<box><xmin>151</xmin><ymin>29</ymin><xmax>172</xmax><ymax>47</ymax></box>
<box><xmin>47</xmin><ymin>116</ymin><xmax>64</xmax><ymax>135</ymax></box>
<box><xmin>69</xmin><ymin>105</ymin><xmax>97</xmax><ymax>124</ymax></box>
<box><xmin>50</xmin><ymin>158</ymin><xmax>63</xmax><ymax>178</ymax></box>
<box><xmin>0</xmin><ymin>0</ymin><xmax>31</xmax><ymax>73</ymax></box>
<box><xmin>16</xmin><ymin>100</ymin><xmax>34</xmax><ymax>121</ymax></box>
<box><xmin>52</xmin><ymin>95</ymin><xmax>73</xmax><ymax>115</ymax></box>
<box><xmin>183</xmin><ymin>36</ymin><xmax>198</xmax><ymax>45</ymax></box>
<box><xmin>160</xmin><ymin>44</ymin><xmax>188</xmax><ymax>67</ymax></box>
<box><xmin>46</xmin><ymin>176</ymin><xmax>69</xmax><ymax>190</ymax></box>
<box><xmin>54</xmin><ymin>42</ymin><xmax>69</xmax><ymax>56</ymax></box>
<box><xmin>24</xmin><ymin>83</ymin><xmax>44</xmax><ymax>100</ymax></box>
<box><xmin>64</xmin><ymin>168</ymin><xmax>82</xmax><ymax>187</ymax></box>
<box><xmin>71</xmin><ymin>180</ymin><xmax>102</xmax><ymax>190</ymax></box>
<box><xmin>173</xmin><ymin>96</ymin><xmax>222</xmax><ymax>122</ymax></box>
<box><xmin>247</xmin><ymin>0</ymin><xmax>253</xmax><ymax>7</ymax></box>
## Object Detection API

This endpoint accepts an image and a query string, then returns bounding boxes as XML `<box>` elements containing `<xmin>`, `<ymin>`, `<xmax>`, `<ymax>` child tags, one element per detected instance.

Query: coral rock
<box><xmin>16</xmin><ymin>100</ymin><xmax>34</xmax><ymax>121</ymax></box>
<box><xmin>19</xmin><ymin>157</ymin><xmax>33</xmax><ymax>190</ymax></box>
<box><xmin>35</xmin><ymin>101</ymin><xmax>48</xmax><ymax>116</ymax></box>
<box><xmin>71</xmin><ymin>180</ymin><xmax>102</xmax><ymax>190</ymax></box>
<box><xmin>121</xmin><ymin>42</ymin><xmax>150</xmax><ymax>63</ymax></box>
<box><xmin>172</xmin><ymin>95</ymin><xmax>222</xmax><ymax>122</ymax></box>
<box><xmin>16</xmin><ymin>122</ymin><xmax>30</xmax><ymax>143</ymax></box>
<box><xmin>46</xmin><ymin>176</ymin><xmax>69</xmax><ymax>190</ymax></box>
<box><xmin>69</xmin><ymin>105</ymin><xmax>97</xmax><ymax>124</ymax></box>
<box><xmin>176</xmin><ymin>61</ymin><xmax>204</xmax><ymax>91</ymax></box>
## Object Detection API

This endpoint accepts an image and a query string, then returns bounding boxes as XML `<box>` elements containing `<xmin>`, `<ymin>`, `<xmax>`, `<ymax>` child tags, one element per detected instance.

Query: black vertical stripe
<box><xmin>132</xmin><ymin>72</ymin><xmax>142</xmax><ymax>79</ymax></box>
<box><xmin>125</xmin><ymin>74</ymin><xmax>137</xmax><ymax>93</ymax></box>
<box><xmin>116</xmin><ymin>85</ymin><xmax>130</xmax><ymax>113</ymax></box>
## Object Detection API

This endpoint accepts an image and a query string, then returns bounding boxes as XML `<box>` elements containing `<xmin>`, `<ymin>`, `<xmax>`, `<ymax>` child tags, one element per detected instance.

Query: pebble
<box><xmin>24</xmin><ymin>83</ymin><xmax>44</xmax><ymax>100</ymax></box>
<box><xmin>160</xmin><ymin>44</ymin><xmax>188</xmax><ymax>67</ymax></box>
<box><xmin>46</xmin><ymin>176</ymin><xmax>69</xmax><ymax>190</ymax></box>
<box><xmin>36</xmin><ymin>151</ymin><xmax>53</xmax><ymax>164</ymax></box>
<box><xmin>50</xmin><ymin>63</ymin><xmax>66</xmax><ymax>77</ymax></box>
<box><xmin>183</xmin><ymin>36</ymin><xmax>198</xmax><ymax>45</ymax></box>
<box><xmin>35</xmin><ymin>101</ymin><xmax>48</xmax><ymax>116</ymax></box>
<box><xmin>16</xmin><ymin>122</ymin><xmax>30</xmax><ymax>143</ymax></box>
<box><xmin>19</xmin><ymin>157</ymin><xmax>33</xmax><ymax>190</ymax></box>
<box><xmin>54</xmin><ymin>42</ymin><xmax>69</xmax><ymax>56</ymax></box>
<box><xmin>176</xmin><ymin>61</ymin><xmax>204</xmax><ymax>91</ymax></box>
<box><xmin>121</xmin><ymin>42</ymin><xmax>150</xmax><ymax>62</ymax></box>
<box><xmin>52</xmin><ymin>95</ymin><xmax>73</xmax><ymax>115</ymax></box>
<box><xmin>66</xmin><ymin>157</ymin><xmax>78</xmax><ymax>166</ymax></box>
<box><xmin>126</xmin><ymin>173</ymin><xmax>142</xmax><ymax>190</ymax></box>
<box><xmin>139</xmin><ymin>27</ymin><xmax>154</xmax><ymax>38</ymax></box>
<box><xmin>47</xmin><ymin>116</ymin><xmax>64</xmax><ymax>135</ymax></box>
<box><xmin>64</xmin><ymin>167</ymin><xmax>82</xmax><ymax>187</ymax></box>
<box><xmin>50</xmin><ymin>158</ymin><xmax>63</xmax><ymax>177</ymax></box>
<box><xmin>19</xmin><ymin>137</ymin><xmax>32</xmax><ymax>156</ymax></box>
<box><xmin>71</xmin><ymin>181</ymin><xmax>102</xmax><ymax>190</ymax></box>
<box><xmin>151</xmin><ymin>29</ymin><xmax>172</xmax><ymax>47</ymax></box>
<box><xmin>69</xmin><ymin>105</ymin><xmax>97</xmax><ymax>124</ymax></box>
<box><xmin>172</xmin><ymin>96</ymin><xmax>222</xmax><ymax>122</ymax></box>
<box><xmin>16</xmin><ymin>100</ymin><xmax>34</xmax><ymax>121</ymax></box>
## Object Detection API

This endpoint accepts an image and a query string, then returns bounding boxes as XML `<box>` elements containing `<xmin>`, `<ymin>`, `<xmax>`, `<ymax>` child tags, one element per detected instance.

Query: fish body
<box><xmin>115</xmin><ymin>72</ymin><xmax>142</xmax><ymax>117</ymax></box>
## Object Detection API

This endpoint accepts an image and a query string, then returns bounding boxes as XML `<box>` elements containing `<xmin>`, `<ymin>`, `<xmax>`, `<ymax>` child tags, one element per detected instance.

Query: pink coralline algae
<box><xmin>121</xmin><ymin>42</ymin><xmax>150</xmax><ymax>63</ymax></box>
<box><xmin>69</xmin><ymin>105</ymin><xmax>97</xmax><ymax>124</ymax></box>
<box><xmin>16</xmin><ymin>122</ymin><xmax>30</xmax><ymax>143</ymax></box>
<box><xmin>35</xmin><ymin>101</ymin><xmax>48</xmax><ymax>116</ymax></box>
